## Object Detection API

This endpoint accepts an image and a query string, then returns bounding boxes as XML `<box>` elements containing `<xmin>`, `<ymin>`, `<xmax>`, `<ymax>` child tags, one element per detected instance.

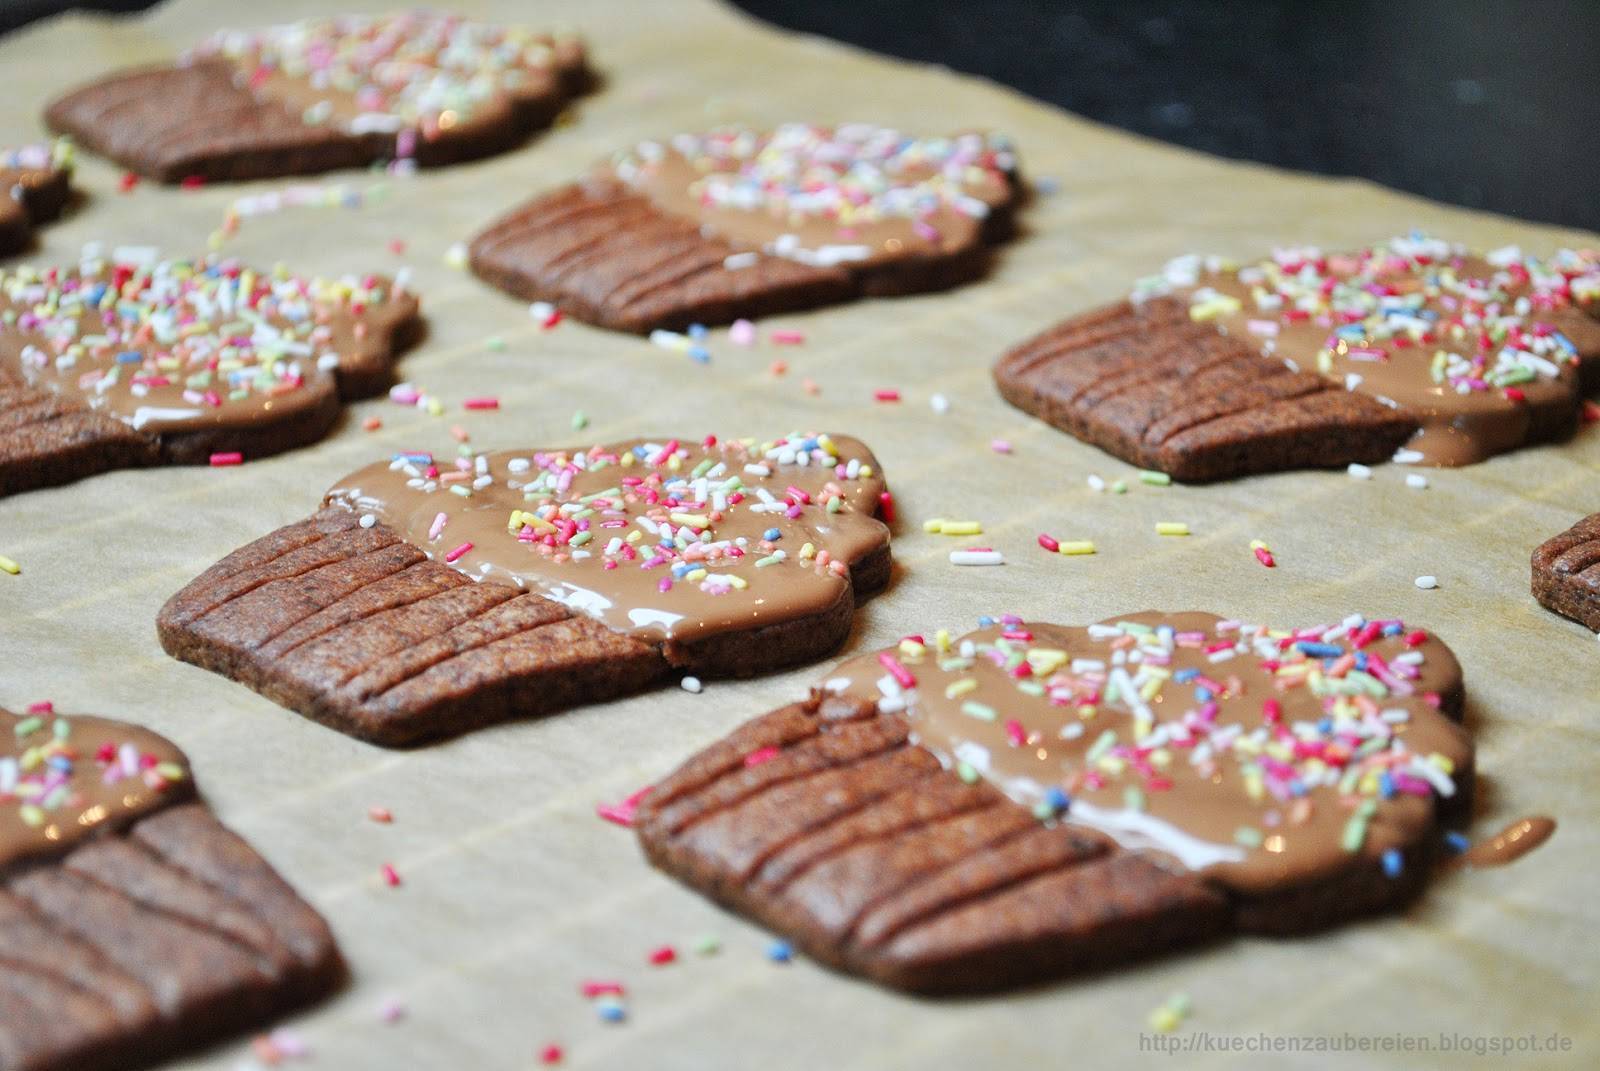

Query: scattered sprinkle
<box><xmin>694</xmin><ymin>934</ymin><xmax>722</xmax><ymax>955</ymax></box>
<box><xmin>766</xmin><ymin>940</ymin><xmax>794</xmax><ymax>963</ymax></box>
<box><xmin>596</xmin><ymin>786</ymin><xmax>652</xmax><ymax>828</ymax></box>
<box><xmin>930</xmin><ymin>393</ymin><xmax>949</xmax><ymax>413</ymax></box>
<box><xmin>1415</xmin><ymin>575</ymin><xmax>1439</xmax><ymax>590</ymax></box>
<box><xmin>378</xmin><ymin>997</ymin><xmax>407</xmax><ymax>1024</ymax></box>
<box><xmin>648</xmin><ymin>945</ymin><xmax>677</xmax><ymax>966</ymax></box>
<box><xmin>1250</xmin><ymin>539</ymin><xmax>1275</xmax><ymax>568</ymax></box>
<box><xmin>950</xmin><ymin>549</ymin><xmax>1004</xmax><ymax>566</ymax></box>
<box><xmin>1347</xmin><ymin>463</ymin><xmax>1373</xmax><ymax>480</ymax></box>
<box><xmin>209</xmin><ymin>452</ymin><xmax>243</xmax><ymax>467</ymax></box>
<box><xmin>596</xmin><ymin>997</ymin><xmax>626</xmax><ymax>1023</ymax></box>
<box><xmin>730</xmin><ymin>319</ymin><xmax>756</xmax><ymax>346</ymax></box>
<box><xmin>444</xmin><ymin>242</ymin><xmax>468</xmax><ymax>269</ymax></box>
<box><xmin>873</xmin><ymin>388</ymin><xmax>901</xmax><ymax>402</ymax></box>
<box><xmin>463</xmin><ymin>396</ymin><xmax>499</xmax><ymax>410</ymax></box>
<box><xmin>1139</xmin><ymin>470</ymin><xmax>1171</xmax><ymax>486</ymax></box>
<box><xmin>368</xmin><ymin>806</ymin><xmax>393</xmax><ymax>823</ymax></box>
<box><xmin>1406</xmin><ymin>474</ymin><xmax>1429</xmax><ymax>489</ymax></box>
<box><xmin>0</xmin><ymin>555</ymin><xmax>19</xmax><ymax>576</ymax></box>
<box><xmin>990</xmin><ymin>439</ymin><xmax>1012</xmax><ymax>454</ymax></box>
<box><xmin>571</xmin><ymin>410</ymin><xmax>588</xmax><ymax>430</ymax></box>
<box><xmin>380</xmin><ymin>863</ymin><xmax>401</xmax><ymax>888</ymax></box>
<box><xmin>770</xmin><ymin>330</ymin><xmax>805</xmax><ymax>345</ymax></box>
<box><xmin>540</xmin><ymin>1043</ymin><xmax>564</xmax><ymax>1064</ymax></box>
<box><xmin>1155</xmin><ymin>522</ymin><xmax>1190</xmax><ymax>537</ymax></box>
<box><xmin>1147</xmin><ymin>992</ymin><xmax>1193</xmax><ymax>1033</ymax></box>
<box><xmin>1057</xmin><ymin>540</ymin><xmax>1096</xmax><ymax>556</ymax></box>
<box><xmin>359</xmin><ymin>513</ymin><xmax>378</xmax><ymax>529</ymax></box>
<box><xmin>924</xmin><ymin>519</ymin><xmax>983</xmax><ymax>536</ymax></box>
<box><xmin>681</xmin><ymin>676</ymin><xmax>703</xmax><ymax>694</ymax></box>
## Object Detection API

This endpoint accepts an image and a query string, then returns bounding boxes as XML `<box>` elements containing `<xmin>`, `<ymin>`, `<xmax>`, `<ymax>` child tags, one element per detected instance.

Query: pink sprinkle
<box><xmin>657</xmin><ymin>578</ymin><xmax>672</xmax><ymax>593</ymax></box>
<box><xmin>541</xmin><ymin>1044</ymin><xmax>564</xmax><ymax>1065</ymax></box>
<box><xmin>873</xmin><ymin>389</ymin><xmax>901</xmax><ymax>402</ymax></box>
<box><xmin>1003</xmin><ymin>719</ymin><xmax>1027</xmax><ymax>747</ymax></box>
<box><xmin>428</xmin><ymin>512</ymin><xmax>448</xmax><ymax>541</ymax></box>
<box><xmin>268</xmin><ymin>1029</ymin><xmax>309</xmax><ymax>1058</ymax></box>
<box><xmin>368</xmin><ymin>806</ymin><xmax>393</xmax><ymax>824</ymax></box>
<box><xmin>770</xmin><ymin>330</ymin><xmax>805</xmax><ymax>345</ymax></box>
<box><xmin>209</xmin><ymin>452</ymin><xmax>242</xmax><ymax>467</ymax></box>
<box><xmin>464</xmin><ymin>397</ymin><xmax>499</xmax><ymax>410</ymax></box>
<box><xmin>363</xmin><ymin>416</ymin><xmax>382</xmax><ymax>431</ymax></box>
<box><xmin>648</xmin><ymin>946</ymin><xmax>677</xmax><ymax>966</ymax></box>
<box><xmin>25</xmin><ymin>700</ymin><xmax>53</xmax><ymax>715</ymax></box>
<box><xmin>387</xmin><ymin>238</ymin><xmax>407</xmax><ymax>256</ymax></box>
<box><xmin>743</xmin><ymin>746</ymin><xmax>780</xmax><ymax>767</ymax></box>
<box><xmin>877</xmin><ymin>651</ymin><xmax>916</xmax><ymax>689</ymax></box>
<box><xmin>596</xmin><ymin>786</ymin><xmax>652</xmax><ymax>827</ymax></box>
<box><xmin>444</xmin><ymin>542</ymin><xmax>474</xmax><ymax>563</ymax></box>
<box><xmin>990</xmin><ymin>439</ymin><xmax>1012</xmax><ymax>454</ymax></box>
<box><xmin>1037</xmin><ymin>533</ymin><xmax>1060</xmax><ymax>553</ymax></box>
<box><xmin>730</xmin><ymin>319</ymin><xmax>756</xmax><ymax>345</ymax></box>
<box><xmin>389</xmin><ymin>384</ymin><xmax>421</xmax><ymax>405</ymax></box>
<box><xmin>380</xmin><ymin>863</ymin><xmax>401</xmax><ymax>887</ymax></box>
<box><xmin>378</xmin><ymin>998</ymin><xmax>407</xmax><ymax>1024</ymax></box>
<box><xmin>580</xmin><ymin>981</ymin><xmax>625</xmax><ymax>998</ymax></box>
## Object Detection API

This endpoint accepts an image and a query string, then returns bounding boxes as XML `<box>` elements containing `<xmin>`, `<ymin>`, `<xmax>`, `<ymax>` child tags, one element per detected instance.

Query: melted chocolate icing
<box><xmin>326</xmin><ymin>433</ymin><xmax>889</xmax><ymax>646</ymax></box>
<box><xmin>0</xmin><ymin>706</ymin><xmax>193</xmax><ymax>875</ymax></box>
<box><xmin>824</xmin><ymin>611</ymin><xmax>1471</xmax><ymax>895</ymax></box>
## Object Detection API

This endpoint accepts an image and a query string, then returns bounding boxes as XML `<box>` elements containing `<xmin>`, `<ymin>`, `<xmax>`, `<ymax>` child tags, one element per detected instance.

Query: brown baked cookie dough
<box><xmin>159</xmin><ymin>434</ymin><xmax>894</xmax><ymax>747</ymax></box>
<box><xmin>0</xmin><ymin>143</ymin><xmax>73</xmax><ymax>257</ymax></box>
<box><xmin>0</xmin><ymin>704</ymin><xmax>343</xmax><ymax>1070</ymax></box>
<box><xmin>996</xmin><ymin>237</ymin><xmax>1600</xmax><ymax>480</ymax></box>
<box><xmin>1532</xmin><ymin>512</ymin><xmax>1600</xmax><ymax>633</ymax></box>
<box><xmin>0</xmin><ymin>249</ymin><xmax>420</xmax><ymax>498</ymax></box>
<box><xmin>636</xmin><ymin>611</ymin><xmax>1473</xmax><ymax>993</ymax></box>
<box><xmin>46</xmin><ymin>12</ymin><xmax>591</xmax><ymax>182</ymax></box>
<box><xmin>469</xmin><ymin>124</ymin><xmax>1022</xmax><ymax>332</ymax></box>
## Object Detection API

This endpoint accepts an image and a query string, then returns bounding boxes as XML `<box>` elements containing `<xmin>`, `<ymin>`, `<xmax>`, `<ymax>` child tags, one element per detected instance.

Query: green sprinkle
<box><xmin>1032</xmin><ymin>799</ymin><xmax>1056</xmax><ymax>822</ymax></box>
<box><xmin>449</xmin><ymin>485</ymin><xmax>472</xmax><ymax>498</ymax></box>
<box><xmin>1341</xmin><ymin>813</ymin><xmax>1369</xmax><ymax>852</ymax></box>
<box><xmin>694</xmin><ymin>934</ymin><xmax>721</xmax><ymax>956</ymax></box>
<box><xmin>956</xmin><ymin>762</ymin><xmax>980</xmax><ymax>784</ymax></box>
<box><xmin>1123</xmin><ymin>786</ymin><xmax>1146</xmax><ymax>812</ymax></box>
<box><xmin>1086</xmin><ymin>729</ymin><xmax>1118</xmax><ymax>763</ymax></box>
<box><xmin>1139</xmin><ymin>470</ymin><xmax>1172</xmax><ymax>486</ymax></box>
<box><xmin>19</xmin><ymin>805</ymin><xmax>44</xmax><ymax>828</ymax></box>
<box><xmin>1234</xmin><ymin>826</ymin><xmax>1264</xmax><ymax>848</ymax></box>
<box><xmin>52</xmin><ymin>718</ymin><xmax>70</xmax><ymax>741</ymax></box>
<box><xmin>1016</xmin><ymin>680</ymin><xmax>1046</xmax><ymax>697</ymax></box>
<box><xmin>755</xmin><ymin>554</ymin><xmax>784</xmax><ymax>568</ymax></box>
<box><xmin>570</xmin><ymin>531</ymin><xmax>593</xmax><ymax>547</ymax></box>
<box><xmin>485</xmin><ymin>336</ymin><xmax>506</xmax><ymax>351</ymax></box>
<box><xmin>571</xmin><ymin>410</ymin><xmax>588</xmax><ymax>430</ymax></box>
<box><xmin>960</xmin><ymin>701</ymin><xmax>997</xmax><ymax>722</ymax></box>
<box><xmin>154</xmin><ymin>762</ymin><xmax>187</xmax><ymax>782</ymax></box>
<box><xmin>13</xmin><ymin>717</ymin><xmax>42</xmax><ymax>739</ymax></box>
<box><xmin>1112</xmin><ymin>480</ymin><xmax>1128</xmax><ymax>494</ymax></box>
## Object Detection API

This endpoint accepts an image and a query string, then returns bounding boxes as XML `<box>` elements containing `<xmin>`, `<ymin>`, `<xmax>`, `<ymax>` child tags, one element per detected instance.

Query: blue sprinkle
<box><xmin>763</xmin><ymin>528</ymin><xmax>782</xmax><ymax>542</ymax></box>
<box><xmin>1354</xmin><ymin>652</ymin><xmax>1369</xmax><ymax>671</ymax></box>
<box><xmin>1378</xmin><ymin>771</ymin><xmax>1396</xmax><ymax>799</ymax></box>
<box><xmin>977</xmin><ymin>615</ymin><xmax>995</xmax><ymax>628</ymax></box>
<box><xmin>1317</xmin><ymin>717</ymin><xmax>1333</xmax><ymax>734</ymax></box>
<box><xmin>1033</xmin><ymin>176</ymin><xmax>1062</xmax><ymax>195</ymax></box>
<box><xmin>46</xmin><ymin>755</ymin><xmax>73</xmax><ymax>772</ymax></box>
<box><xmin>1381</xmin><ymin>623</ymin><xmax>1404</xmax><ymax>636</ymax></box>
<box><xmin>687</xmin><ymin>345</ymin><xmax>711</xmax><ymax>364</ymax></box>
<box><xmin>596</xmin><ymin>999</ymin><xmax>626</xmax><ymax>1023</ymax></box>
<box><xmin>687</xmin><ymin>323</ymin><xmax>709</xmax><ymax>340</ymax></box>
<box><xmin>1195</xmin><ymin>687</ymin><xmax>1214</xmax><ymax>703</ymax></box>
<box><xmin>1043</xmin><ymin>787</ymin><xmax>1071</xmax><ymax>813</ymax></box>
<box><xmin>1173</xmin><ymin>668</ymin><xmax>1199</xmax><ymax>684</ymax></box>
<box><xmin>1553</xmin><ymin>332</ymin><xmax>1576</xmax><ymax>355</ymax></box>
<box><xmin>115</xmin><ymin>349</ymin><xmax>141</xmax><ymax>364</ymax></box>
<box><xmin>1295</xmin><ymin>641</ymin><xmax>1343</xmax><ymax>659</ymax></box>
<box><xmin>1381</xmin><ymin>848</ymin><xmax>1404</xmax><ymax>878</ymax></box>
<box><xmin>767</xmin><ymin>940</ymin><xmax>793</xmax><ymax>963</ymax></box>
<box><xmin>1444</xmin><ymin>831</ymin><xmax>1471</xmax><ymax>854</ymax></box>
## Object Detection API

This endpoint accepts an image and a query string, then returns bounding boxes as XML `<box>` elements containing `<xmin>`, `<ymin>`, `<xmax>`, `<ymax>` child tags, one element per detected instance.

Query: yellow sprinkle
<box><xmin>1249</xmin><ymin>538</ymin><xmax>1272</xmax><ymax>552</ymax></box>
<box><xmin>727</xmin><ymin>576</ymin><xmax>748</xmax><ymax>590</ymax></box>
<box><xmin>1155</xmin><ymin>522</ymin><xmax>1190</xmax><ymax>537</ymax></box>
<box><xmin>1057</xmin><ymin>541</ymin><xmax>1096</xmax><ymax>555</ymax></box>
<box><xmin>898</xmin><ymin>639</ymin><xmax>927</xmax><ymax>659</ymax></box>
<box><xmin>944</xmin><ymin>679</ymin><xmax>978</xmax><ymax>699</ymax></box>
<box><xmin>922</xmin><ymin>518</ymin><xmax>946</xmax><ymax>533</ymax></box>
<box><xmin>799</xmin><ymin>542</ymin><xmax>816</xmax><ymax>560</ymax></box>
<box><xmin>1428</xmin><ymin>753</ymin><xmax>1455</xmax><ymax>774</ymax></box>
<box><xmin>685</xmin><ymin>568</ymin><xmax>707</xmax><ymax>582</ymax></box>
<box><xmin>935</xmin><ymin>628</ymin><xmax>952</xmax><ymax>652</ymax></box>
<box><xmin>670</xmin><ymin>512</ymin><xmax>709</xmax><ymax>528</ymax></box>
<box><xmin>0</xmin><ymin>554</ymin><xmax>19</xmax><ymax>575</ymax></box>
<box><xmin>1025</xmin><ymin>648</ymin><xmax>1068</xmax><ymax>674</ymax></box>
<box><xmin>937</xmin><ymin>521</ymin><xmax>983</xmax><ymax>536</ymax></box>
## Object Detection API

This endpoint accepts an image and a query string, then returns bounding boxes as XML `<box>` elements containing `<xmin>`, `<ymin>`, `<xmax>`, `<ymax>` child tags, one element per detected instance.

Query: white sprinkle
<box><xmin>1087</xmin><ymin>474</ymin><xmax>1106</xmax><ymax>492</ymax></box>
<box><xmin>1415</xmin><ymin>575</ymin><xmax>1438</xmax><ymax>590</ymax></box>
<box><xmin>508</xmin><ymin>458</ymin><xmax>530</xmax><ymax>474</ymax></box>
<box><xmin>359</xmin><ymin>514</ymin><xmax>377</xmax><ymax>529</ymax></box>
<box><xmin>529</xmin><ymin>301</ymin><xmax>556</xmax><ymax>321</ymax></box>
<box><xmin>949</xmin><ymin>550</ymin><xmax>1005</xmax><ymax>566</ymax></box>
<box><xmin>722</xmin><ymin>251</ymin><xmax>759</xmax><ymax>270</ymax></box>
<box><xmin>822</xmin><ymin>677</ymin><xmax>850</xmax><ymax>693</ymax></box>
<box><xmin>680</xmin><ymin>676</ymin><xmax>703</xmax><ymax>694</ymax></box>
<box><xmin>1406</xmin><ymin>474</ymin><xmax>1429</xmax><ymax>489</ymax></box>
<box><xmin>930</xmin><ymin>393</ymin><xmax>949</xmax><ymax>414</ymax></box>
<box><xmin>1393</xmin><ymin>448</ymin><xmax>1425</xmax><ymax>464</ymax></box>
<box><xmin>1347</xmin><ymin>463</ymin><xmax>1373</xmax><ymax>479</ymax></box>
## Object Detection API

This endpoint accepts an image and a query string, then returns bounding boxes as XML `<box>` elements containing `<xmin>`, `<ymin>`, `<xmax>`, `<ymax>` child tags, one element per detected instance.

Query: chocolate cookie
<box><xmin>0</xmin><ymin>705</ymin><xmax>342</xmax><ymax>1070</ymax></box>
<box><xmin>1532</xmin><ymin>512</ymin><xmax>1600</xmax><ymax>632</ymax></box>
<box><xmin>0</xmin><ymin>250</ymin><xmax>420</xmax><ymax>498</ymax></box>
<box><xmin>0</xmin><ymin>142</ymin><xmax>73</xmax><ymax>257</ymax></box>
<box><xmin>469</xmin><ymin>124</ymin><xmax>1021</xmax><ymax>332</ymax></box>
<box><xmin>636</xmin><ymin>611</ymin><xmax>1473</xmax><ymax>993</ymax></box>
<box><xmin>46</xmin><ymin>12</ymin><xmax>590</xmax><ymax>182</ymax></box>
<box><xmin>996</xmin><ymin>236</ymin><xmax>1600</xmax><ymax>479</ymax></box>
<box><xmin>159</xmin><ymin>434</ymin><xmax>894</xmax><ymax>746</ymax></box>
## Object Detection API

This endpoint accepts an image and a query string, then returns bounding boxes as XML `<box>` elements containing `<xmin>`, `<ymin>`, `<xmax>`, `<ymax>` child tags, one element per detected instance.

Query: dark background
<box><xmin>5</xmin><ymin>0</ymin><xmax>1596</xmax><ymax>231</ymax></box>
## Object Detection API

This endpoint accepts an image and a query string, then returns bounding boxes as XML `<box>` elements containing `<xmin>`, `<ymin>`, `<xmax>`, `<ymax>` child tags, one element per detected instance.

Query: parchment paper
<box><xmin>2</xmin><ymin>2</ymin><xmax>1596</xmax><ymax>1068</ymax></box>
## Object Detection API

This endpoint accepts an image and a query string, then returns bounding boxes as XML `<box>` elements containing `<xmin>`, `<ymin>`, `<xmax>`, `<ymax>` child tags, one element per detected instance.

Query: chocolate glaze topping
<box><xmin>610</xmin><ymin>124</ymin><xmax>1016</xmax><ymax>269</ymax></box>
<box><xmin>1139</xmin><ymin>235</ymin><xmax>1600</xmax><ymax>466</ymax></box>
<box><xmin>825</xmin><ymin>611</ymin><xmax>1471</xmax><ymax>895</ymax></box>
<box><xmin>0</xmin><ymin>706</ymin><xmax>193</xmax><ymax>876</ymax></box>
<box><xmin>0</xmin><ymin>251</ymin><xmax>412</xmax><ymax>436</ymax></box>
<box><xmin>326</xmin><ymin>433</ymin><xmax>889</xmax><ymax>646</ymax></box>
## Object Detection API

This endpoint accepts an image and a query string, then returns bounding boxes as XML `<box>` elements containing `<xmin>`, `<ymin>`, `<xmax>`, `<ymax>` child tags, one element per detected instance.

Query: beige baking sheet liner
<box><xmin>2</xmin><ymin>1</ymin><xmax>1597</xmax><ymax>1067</ymax></box>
